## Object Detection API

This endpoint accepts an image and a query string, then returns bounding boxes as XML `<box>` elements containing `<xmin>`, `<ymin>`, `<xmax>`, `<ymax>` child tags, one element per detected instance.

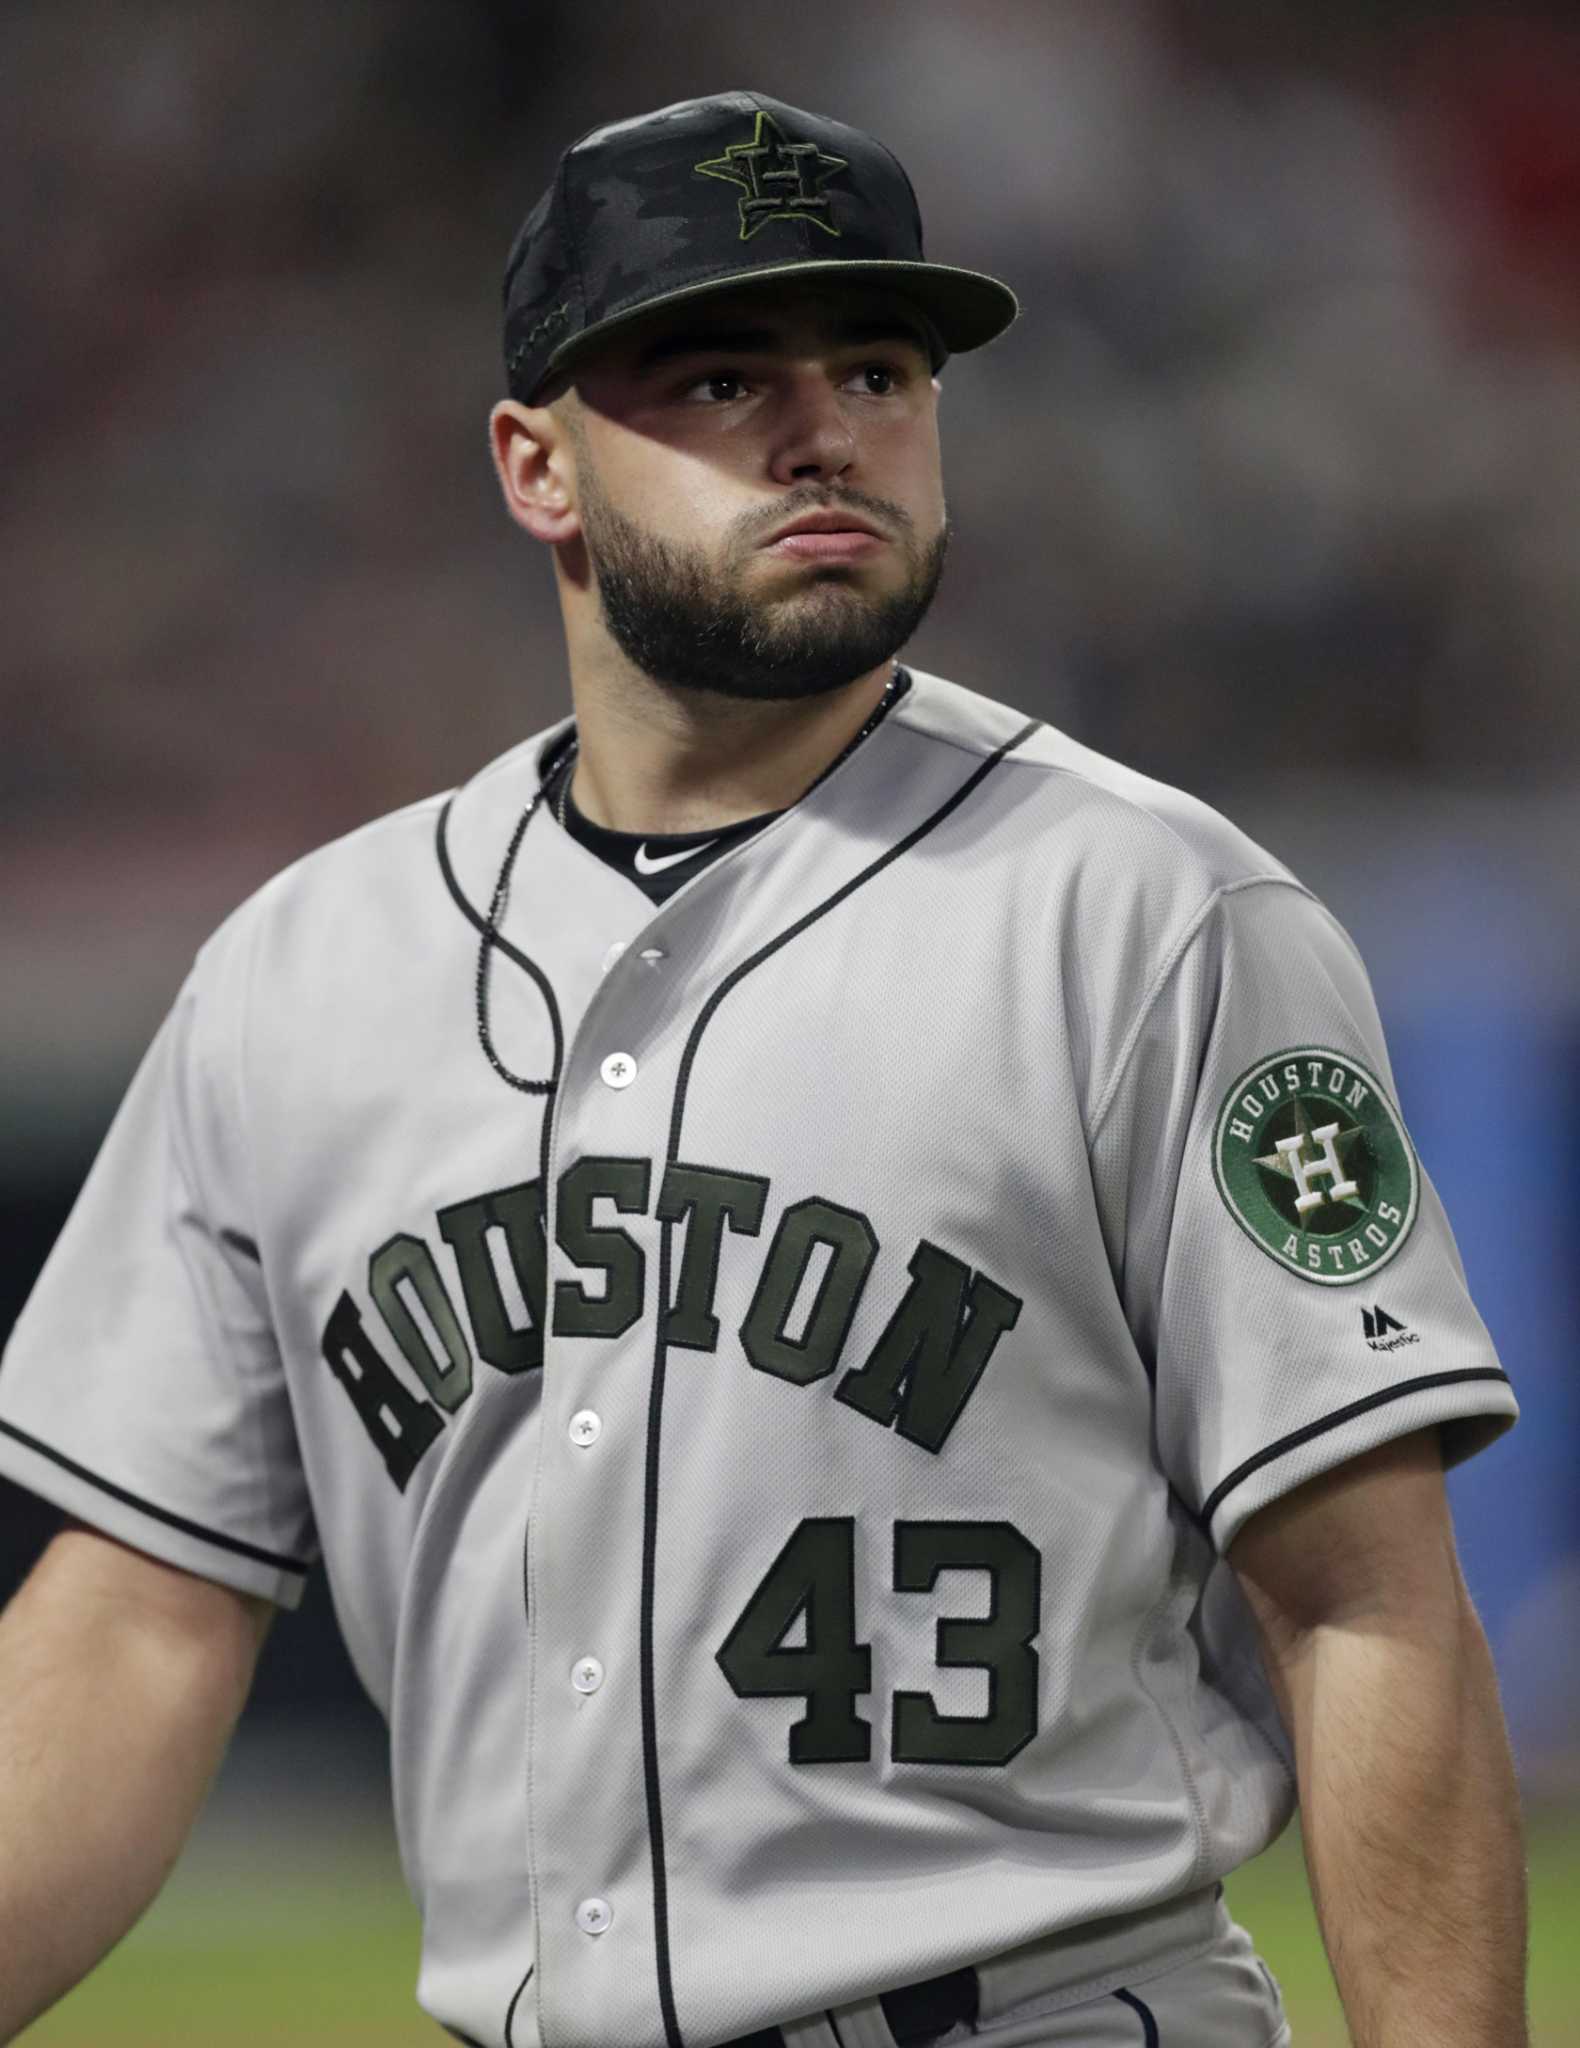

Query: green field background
<box><xmin>22</xmin><ymin>1779</ymin><xmax>1575</xmax><ymax>2047</ymax></box>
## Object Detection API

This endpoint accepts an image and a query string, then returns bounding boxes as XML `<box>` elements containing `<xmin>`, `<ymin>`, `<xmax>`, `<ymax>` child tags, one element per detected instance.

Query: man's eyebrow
<box><xmin>633</xmin><ymin>316</ymin><xmax>931</xmax><ymax>374</ymax></box>
<box><xmin>838</xmin><ymin>316</ymin><xmax>933</xmax><ymax>353</ymax></box>
<box><xmin>635</xmin><ymin>327</ymin><xmax>778</xmax><ymax>371</ymax></box>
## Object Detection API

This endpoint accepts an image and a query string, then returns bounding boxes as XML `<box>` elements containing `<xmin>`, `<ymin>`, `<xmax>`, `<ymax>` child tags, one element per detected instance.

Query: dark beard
<box><xmin>577</xmin><ymin>474</ymin><xmax>948</xmax><ymax>703</ymax></box>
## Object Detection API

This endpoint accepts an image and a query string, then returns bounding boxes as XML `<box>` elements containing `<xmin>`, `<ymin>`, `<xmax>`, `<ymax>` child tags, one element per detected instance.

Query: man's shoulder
<box><xmin>898</xmin><ymin>667</ymin><xmax>1302</xmax><ymax>902</ymax></box>
<box><xmin>193</xmin><ymin>722</ymin><xmax>570</xmax><ymax>981</ymax></box>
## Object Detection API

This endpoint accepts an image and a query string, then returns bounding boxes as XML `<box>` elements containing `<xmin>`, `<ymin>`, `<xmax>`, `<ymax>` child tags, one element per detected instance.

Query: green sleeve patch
<box><xmin>1212</xmin><ymin>1047</ymin><xmax>1419</xmax><ymax>1287</ymax></box>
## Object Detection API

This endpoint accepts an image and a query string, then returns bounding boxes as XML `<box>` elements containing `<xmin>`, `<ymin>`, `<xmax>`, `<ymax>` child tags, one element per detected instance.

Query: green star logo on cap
<box><xmin>694</xmin><ymin>110</ymin><xmax>848</xmax><ymax>240</ymax></box>
<box><xmin>1212</xmin><ymin>1047</ymin><xmax>1419</xmax><ymax>1286</ymax></box>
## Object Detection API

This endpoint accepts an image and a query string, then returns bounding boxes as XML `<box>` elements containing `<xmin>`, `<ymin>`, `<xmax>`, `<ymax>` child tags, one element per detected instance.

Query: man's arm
<box><xmin>0</xmin><ymin>1519</ymin><xmax>273</xmax><ymax>2042</ymax></box>
<box><xmin>1228</xmin><ymin>1428</ymin><xmax>1527</xmax><ymax>2048</ymax></box>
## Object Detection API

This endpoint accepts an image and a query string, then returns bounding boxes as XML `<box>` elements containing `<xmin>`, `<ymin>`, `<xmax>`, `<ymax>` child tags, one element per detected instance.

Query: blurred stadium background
<box><xmin>2</xmin><ymin>0</ymin><xmax>1577</xmax><ymax>2040</ymax></box>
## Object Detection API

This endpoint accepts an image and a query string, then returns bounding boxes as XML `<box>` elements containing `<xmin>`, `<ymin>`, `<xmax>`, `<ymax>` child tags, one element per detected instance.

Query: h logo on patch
<box><xmin>695</xmin><ymin>110</ymin><xmax>849</xmax><ymax>240</ymax></box>
<box><xmin>1212</xmin><ymin>1047</ymin><xmax>1419</xmax><ymax>1287</ymax></box>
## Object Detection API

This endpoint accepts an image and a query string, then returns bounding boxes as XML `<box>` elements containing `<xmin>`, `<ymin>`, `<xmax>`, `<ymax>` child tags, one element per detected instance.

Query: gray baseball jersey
<box><xmin>0</xmin><ymin>667</ymin><xmax>1515</xmax><ymax>2048</ymax></box>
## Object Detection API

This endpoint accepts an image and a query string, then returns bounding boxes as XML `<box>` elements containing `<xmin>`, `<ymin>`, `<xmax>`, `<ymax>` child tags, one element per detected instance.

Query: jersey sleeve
<box><xmin>1090</xmin><ymin>875</ymin><xmax>1517</xmax><ymax>1555</ymax></box>
<box><xmin>0</xmin><ymin>920</ymin><xmax>316</xmax><ymax>1608</ymax></box>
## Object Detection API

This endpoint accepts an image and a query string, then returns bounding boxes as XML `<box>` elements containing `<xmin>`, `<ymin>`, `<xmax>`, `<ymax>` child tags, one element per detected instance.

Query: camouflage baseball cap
<box><xmin>503</xmin><ymin>90</ymin><xmax>1018</xmax><ymax>403</ymax></box>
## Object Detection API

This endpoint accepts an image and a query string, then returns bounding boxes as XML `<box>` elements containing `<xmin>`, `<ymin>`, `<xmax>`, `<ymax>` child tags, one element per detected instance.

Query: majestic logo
<box><xmin>694</xmin><ymin>110</ymin><xmax>848</xmax><ymax>240</ymax></box>
<box><xmin>1362</xmin><ymin>1304</ymin><xmax>1419</xmax><ymax>1353</ymax></box>
<box><xmin>1213</xmin><ymin>1047</ymin><xmax>1419</xmax><ymax>1286</ymax></box>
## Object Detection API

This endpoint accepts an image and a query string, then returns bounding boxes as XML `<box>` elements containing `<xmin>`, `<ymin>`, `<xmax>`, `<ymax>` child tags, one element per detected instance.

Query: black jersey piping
<box><xmin>1199</xmin><ymin>1368</ymin><xmax>1512</xmax><ymax>1537</ymax></box>
<box><xmin>638</xmin><ymin>717</ymin><xmax>1042</xmax><ymax>2048</ymax></box>
<box><xmin>434</xmin><ymin>795</ymin><xmax>563</xmax><ymax>2048</ymax></box>
<box><xmin>436</xmin><ymin>796</ymin><xmax>566</xmax><ymax>1084</ymax></box>
<box><xmin>1113</xmin><ymin>1986</ymin><xmax>1161</xmax><ymax>2046</ymax></box>
<box><xmin>0</xmin><ymin>1418</ymin><xmax>312</xmax><ymax>1576</ymax></box>
<box><xmin>504</xmin><ymin>1965</ymin><xmax>534</xmax><ymax>2047</ymax></box>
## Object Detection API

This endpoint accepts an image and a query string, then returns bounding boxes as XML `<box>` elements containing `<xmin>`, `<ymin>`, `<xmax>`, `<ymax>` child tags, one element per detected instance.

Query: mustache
<box><xmin>737</xmin><ymin>486</ymin><xmax>915</xmax><ymax>550</ymax></box>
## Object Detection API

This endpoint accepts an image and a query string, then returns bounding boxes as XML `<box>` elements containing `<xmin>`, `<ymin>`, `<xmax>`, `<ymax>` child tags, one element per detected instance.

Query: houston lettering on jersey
<box><xmin>319</xmin><ymin>1157</ymin><xmax>1024</xmax><ymax>1490</ymax></box>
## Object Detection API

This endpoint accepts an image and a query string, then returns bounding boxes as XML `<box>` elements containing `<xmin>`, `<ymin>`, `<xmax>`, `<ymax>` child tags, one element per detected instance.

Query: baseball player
<box><xmin>0</xmin><ymin>90</ymin><xmax>1527</xmax><ymax>2048</ymax></box>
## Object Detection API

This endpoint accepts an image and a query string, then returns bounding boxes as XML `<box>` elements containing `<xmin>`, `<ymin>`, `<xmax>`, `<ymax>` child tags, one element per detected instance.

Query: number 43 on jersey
<box><xmin>717</xmin><ymin>1517</ymin><xmax>1041</xmax><ymax>1767</ymax></box>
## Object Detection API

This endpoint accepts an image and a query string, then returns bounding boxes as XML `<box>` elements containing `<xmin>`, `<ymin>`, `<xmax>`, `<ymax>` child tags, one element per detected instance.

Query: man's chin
<box><xmin>752</xmin><ymin>575</ymin><xmax>893</xmax><ymax>626</ymax></box>
<box><xmin>667</xmin><ymin>628</ymin><xmax>899</xmax><ymax>704</ymax></box>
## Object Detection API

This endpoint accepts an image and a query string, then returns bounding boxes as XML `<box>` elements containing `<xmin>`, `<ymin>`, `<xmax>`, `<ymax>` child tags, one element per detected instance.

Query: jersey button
<box><xmin>568</xmin><ymin>1409</ymin><xmax>602</xmax><ymax>1448</ymax></box>
<box><xmin>601</xmin><ymin>941</ymin><xmax>628</xmax><ymax>974</ymax></box>
<box><xmin>575</xmin><ymin>1897</ymin><xmax>613</xmax><ymax>1936</ymax></box>
<box><xmin>600</xmin><ymin>1052</ymin><xmax>637</xmax><ymax>1089</ymax></box>
<box><xmin>571</xmin><ymin>1656</ymin><xmax>604</xmax><ymax>1694</ymax></box>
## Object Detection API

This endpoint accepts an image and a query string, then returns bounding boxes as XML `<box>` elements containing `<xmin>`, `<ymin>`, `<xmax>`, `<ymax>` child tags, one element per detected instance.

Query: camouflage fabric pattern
<box><xmin>502</xmin><ymin>90</ymin><xmax>1017</xmax><ymax>402</ymax></box>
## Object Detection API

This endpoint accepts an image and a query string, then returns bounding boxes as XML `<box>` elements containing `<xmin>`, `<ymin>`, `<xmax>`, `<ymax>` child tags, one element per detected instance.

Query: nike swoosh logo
<box><xmin>633</xmin><ymin>839</ymin><xmax>718</xmax><ymax>876</ymax></box>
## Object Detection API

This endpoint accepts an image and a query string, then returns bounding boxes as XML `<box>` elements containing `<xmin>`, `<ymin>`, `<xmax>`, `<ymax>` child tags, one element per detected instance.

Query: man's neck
<box><xmin>563</xmin><ymin>660</ymin><xmax>899</xmax><ymax>836</ymax></box>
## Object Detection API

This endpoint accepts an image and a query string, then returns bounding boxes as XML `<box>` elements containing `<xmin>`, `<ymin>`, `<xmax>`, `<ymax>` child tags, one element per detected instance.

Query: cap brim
<box><xmin>537</xmin><ymin>259</ymin><xmax>1017</xmax><ymax>392</ymax></box>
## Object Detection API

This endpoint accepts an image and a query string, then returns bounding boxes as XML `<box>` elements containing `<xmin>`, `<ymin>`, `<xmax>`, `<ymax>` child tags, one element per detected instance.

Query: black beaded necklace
<box><xmin>474</xmin><ymin>665</ymin><xmax>909</xmax><ymax>1096</ymax></box>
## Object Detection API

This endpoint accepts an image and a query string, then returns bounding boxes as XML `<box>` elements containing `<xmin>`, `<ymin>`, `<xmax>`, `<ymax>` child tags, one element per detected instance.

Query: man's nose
<box><xmin>768</xmin><ymin>371</ymin><xmax>858</xmax><ymax>484</ymax></box>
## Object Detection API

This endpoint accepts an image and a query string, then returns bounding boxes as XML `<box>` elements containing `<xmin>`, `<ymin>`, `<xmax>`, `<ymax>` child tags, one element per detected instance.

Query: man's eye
<box><xmin>686</xmin><ymin>372</ymin><xmax>749</xmax><ymax>403</ymax></box>
<box><xmin>853</xmin><ymin>363</ymin><xmax>901</xmax><ymax>395</ymax></box>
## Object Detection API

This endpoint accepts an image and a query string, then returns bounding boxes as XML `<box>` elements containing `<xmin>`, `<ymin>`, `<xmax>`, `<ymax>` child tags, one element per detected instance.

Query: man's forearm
<box><xmin>0</xmin><ymin>1530</ymin><xmax>265</xmax><ymax>2042</ymax></box>
<box><xmin>1283</xmin><ymin>1579</ymin><xmax>1528</xmax><ymax>2048</ymax></box>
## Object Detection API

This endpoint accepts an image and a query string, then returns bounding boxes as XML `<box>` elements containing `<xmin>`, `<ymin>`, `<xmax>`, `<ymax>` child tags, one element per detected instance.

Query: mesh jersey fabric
<box><xmin>0</xmin><ymin>668</ymin><xmax>1515</xmax><ymax>2048</ymax></box>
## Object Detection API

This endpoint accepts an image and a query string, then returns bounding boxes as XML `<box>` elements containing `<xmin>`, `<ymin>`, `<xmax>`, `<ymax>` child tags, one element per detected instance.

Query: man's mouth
<box><xmin>764</xmin><ymin>529</ymin><xmax>886</xmax><ymax>561</ymax></box>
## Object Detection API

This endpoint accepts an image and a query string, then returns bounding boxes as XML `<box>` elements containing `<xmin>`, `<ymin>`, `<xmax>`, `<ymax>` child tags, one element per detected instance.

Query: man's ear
<box><xmin>488</xmin><ymin>399</ymin><xmax>581</xmax><ymax>545</ymax></box>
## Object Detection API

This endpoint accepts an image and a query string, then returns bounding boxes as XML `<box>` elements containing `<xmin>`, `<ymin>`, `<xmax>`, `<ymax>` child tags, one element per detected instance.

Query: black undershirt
<box><xmin>552</xmin><ymin>668</ymin><xmax>912</xmax><ymax>905</ymax></box>
<box><xmin>554</xmin><ymin>764</ymin><xmax>780</xmax><ymax>905</ymax></box>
